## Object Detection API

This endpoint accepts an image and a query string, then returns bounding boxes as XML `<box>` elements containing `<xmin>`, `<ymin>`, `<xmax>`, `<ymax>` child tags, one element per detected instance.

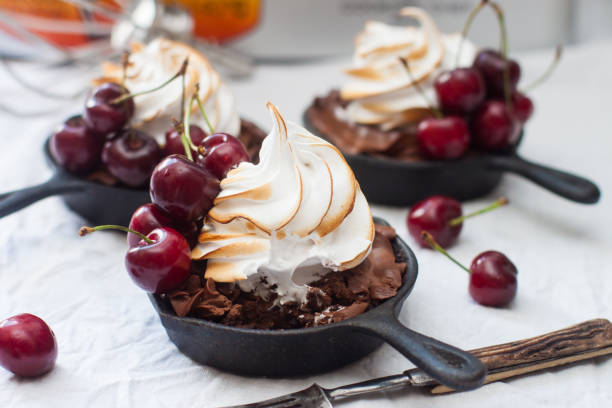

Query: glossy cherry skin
<box><xmin>512</xmin><ymin>91</ymin><xmax>534</xmax><ymax>123</ymax></box>
<box><xmin>125</xmin><ymin>227</ymin><xmax>191</xmax><ymax>293</ymax></box>
<box><xmin>472</xmin><ymin>100</ymin><xmax>521</xmax><ymax>151</ymax></box>
<box><xmin>196</xmin><ymin>133</ymin><xmax>250</xmax><ymax>179</ymax></box>
<box><xmin>83</xmin><ymin>82</ymin><xmax>135</xmax><ymax>136</ymax></box>
<box><xmin>102</xmin><ymin>128</ymin><xmax>161</xmax><ymax>187</ymax></box>
<box><xmin>50</xmin><ymin>115</ymin><xmax>104</xmax><ymax>174</ymax></box>
<box><xmin>163</xmin><ymin>124</ymin><xmax>207</xmax><ymax>157</ymax></box>
<box><xmin>150</xmin><ymin>154</ymin><xmax>220</xmax><ymax>221</ymax></box>
<box><xmin>417</xmin><ymin>116</ymin><xmax>470</xmax><ymax>160</ymax></box>
<box><xmin>469</xmin><ymin>251</ymin><xmax>517</xmax><ymax>307</ymax></box>
<box><xmin>434</xmin><ymin>68</ymin><xmax>486</xmax><ymax>115</ymax></box>
<box><xmin>0</xmin><ymin>314</ymin><xmax>57</xmax><ymax>377</ymax></box>
<box><xmin>128</xmin><ymin>203</ymin><xmax>199</xmax><ymax>248</ymax></box>
<box><xmin>407</xmin><ymin>195</ymin><xmax>463</xmax><ymax>248</ymax></box>
<box><xmin>473</xmin><ymin>49</ymin><xmax>521</xmax><ymax>98</ymax></box>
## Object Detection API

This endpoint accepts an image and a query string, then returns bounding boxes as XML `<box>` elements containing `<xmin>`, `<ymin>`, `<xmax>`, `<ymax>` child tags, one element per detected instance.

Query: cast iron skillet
<box><xmin>148</xmin><ymin>217</ymin><xmax>486</xmax><ymax>391</ymax></box>
<box><xmin>303</xmin><ymin>113</ymin><xmax>601</xmax><ymax>206</ymax></box>
<box><xmin>0</xmin><ymin>138</ymin><xmax>156</xmax><ymax>226</ymax></box>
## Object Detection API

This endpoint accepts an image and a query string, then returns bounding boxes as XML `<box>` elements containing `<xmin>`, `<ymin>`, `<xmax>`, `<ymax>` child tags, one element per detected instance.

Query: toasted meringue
<box><xmin>340</xmin><ymin>8</ymin><xmax>477</xmax><ymax>130</ymax></box>
<box><xmin>97</xmin><ymin>38</ymin><xmax>240</xmax><ymax>143</ymax></box>
<box><xmin>192</xmin><ymin>103</ymin><xmax>375</xmax><ymax>304</ymax></box>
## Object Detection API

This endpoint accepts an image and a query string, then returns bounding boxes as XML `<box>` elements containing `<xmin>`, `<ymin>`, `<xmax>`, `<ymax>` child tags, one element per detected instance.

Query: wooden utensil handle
<box><xmin>432</xmin><ymin>319</ymin><xmax>612</xmax><ymax>394</ymax></box>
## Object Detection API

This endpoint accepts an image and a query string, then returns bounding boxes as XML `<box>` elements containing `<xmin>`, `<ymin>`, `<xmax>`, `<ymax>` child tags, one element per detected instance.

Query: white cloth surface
<box><xmin>0</xmin><ymin>40</ymin><xmax>611</xmax><ymax>407</ymax></box>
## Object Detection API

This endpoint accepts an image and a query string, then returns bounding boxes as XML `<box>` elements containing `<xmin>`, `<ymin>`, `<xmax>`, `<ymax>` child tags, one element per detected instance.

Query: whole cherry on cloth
<box><xmin>102</xmin><ymin>128</ymin><xmax>161</xmax><ymax>187</ymax></box>
<box><xmin>83</xmin><ymin>82</ymin><xmax>135</xmax><ymax>136</ymax></box>
<box><xmin>196</xmin><ymin>133</ymin><xmax>250</xmax><ymax>179</ymax></box>
<box><xmin>417</xmin><ymin>116</ymin><xmax>470</xmax><ymax>160</ymax></box>
<box><xmin>421</xmin><ymin>232</ymin><xmax>517</xmax><ymax>307</ymax></box>
<box><xmin>471</xmin><ymin>100</ymin><xmax>521</xmax><ymax>151</ymax></box>
<box><xmin>79</xmin><ymin>225</ymin><xmax>191</xmax><ymax>293</ymax></box>
<box><xmin>0</xmin><ymin>314</ymin><xmax>58</xmax><ymax>377</ymax></box>
<box><xmin>473</xmin><ymin>49</ymin><xmax>521</xmax><ymax>98</ymax></box>
<box><xmin>511</xmin><ymin>91</ymin><xmax>534</xmax><ymax>123</ymax></box>
<box><xmin>128</xmin><ymin>203</ymin><xmax>199</xmax><ymax>248</ymax></box>
<box><xmin>164</xmin><ymin>124</ymin><xmax>207</xmax><ymax>157</ymax></box>
<box><xmin>50</xmin><ymin>115</ymin><xmax>105</xmax><ymax>174</ymax></box>
<box><xmin>150</xmin><ymin>154</ymin><xmax>220</xmax><ymax>221</ymax></box>
<box><xmin>433</xmin><ymin>68</ymin><xmax>486</xmax><ymax>115</ymax></box>
<box><xmin>408</xmin><ymin>196</ymin><xmax>508</xmax><ymax>248</ymax></box>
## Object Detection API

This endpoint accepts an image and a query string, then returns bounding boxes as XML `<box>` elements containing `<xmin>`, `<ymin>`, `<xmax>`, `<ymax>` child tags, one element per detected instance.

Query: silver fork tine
<box><xmin>217</xmin><ymin>384</ymin><xmax>332</xmax><ymax>408</ymax></box>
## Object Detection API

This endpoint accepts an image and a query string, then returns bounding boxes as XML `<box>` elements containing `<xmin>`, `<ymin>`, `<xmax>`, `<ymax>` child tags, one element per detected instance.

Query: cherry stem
<box><xmin>180</xmin><ymin>64</ymin><xmax>186</xmax><ymax>122</ymax></box>
<box><xmin>111</xmin><ymin>57</ymin><xmax>189</xmax><ymax>105</ymax></box>
<box><xmin>399</xmin><ymin>57</ymin><xmax>442</xmax><ymax>118</ymax></box>
<box><xmin>193</xmin><ymin>83</ymin><xmax>215</xmax><ymax>134</ymax></box>
<box><xmin>486</xmin><ymin>1</ymin><xmax>511</xmax><ymax>108</ymax></box>
<box><xmin>79</xmin><ymin>225</ymin><xmax>153</xmax><ymax>244</ymax></box>
<box><xmin>182</xmin><ymin>101</ymin><xmax>196</xmax><ymax>162</ymax></box>
<box><xmin>449</xmin><ymin>197</ymin><xmax>508</xmax><ymax>227</ymax></box>
<box><xmin>456</xmin><ymin>0</ymin><xmax>488</xmax><ymax>68</ymax></box>
<box><xmin>521</xmin><ymin>45</ymin><xmax>563</xmax><ymax>93</ymax></box>
<box><xmin>421</xmin><ymin>231</ymin><xmax>471</xmax><ymax>274</ymax></box>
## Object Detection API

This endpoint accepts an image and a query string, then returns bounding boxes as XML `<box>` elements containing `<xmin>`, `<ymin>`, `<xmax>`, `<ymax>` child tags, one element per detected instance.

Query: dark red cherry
<box><xmin>128</xmin><ymin>203</ymin><xmax>199</xmax><ymax>248</ymax></box>
<box><xmin>83</xmin><ymin>82</ymin><xmax>135</xmax><ymax>135</ymax></box>
<box><xmin>407</xmin><ymin>195</ymin><xmax>462</xmax><ymax>248</ymax></box>
<box><xmin>0</xmin><ymin>314</ymin><xmax>57</xmax><ymax>377</ymax></box>
<box><xmin>125</xmin><ymin>227</ymin><xmax>191</xmax><ymax>293</ymax></box>
<box><xmin>196</xmin><ymin>133</ymin><xmax>249</xmax><ymax>179</ymax></box>
<box><xmin>472</xmin><ymin>100</ymin><xmax>521</xmax><ymax>151</ymax></box>
<box><xmin>102</xmin><ymin>128</ymin><xmax>161</xmax><ymax>187</ymax></box>
<box><xmin>50</xmin><ymin>115</ymin><xmax>104</xmax><ymax>174</ymax></box>
<box><xmin>163</xmin><ymin>124</ymin><xmax>207</xmax><ymax>157</ymax></box>
<box><xmin>417</xmin><ymin>116</ymin><xmax>470</xmax><ymax>160</ymax></box>
<box><xmin>150</xmin><ymin>154</ymin><xmax>220</xmax><ymax>221</ymax></box>
<box><xmin>434</xmin><ymin>68</ymin><xmax>486</xmax><ymax>114</ymax></box>
<box><xmin>469</xmin><ymin>251</ymin><xmax>517</xmax><ymax>307</ymax></box>
<box><xmin>473</xmin><ymin>49</ymin><xmax>521</xmax><ymax>98</ymax></box>
<box><xmin>127</xmin><ymin>203</ymin><xmax>173</xmax><ymax>247</ymax></box>
<box><xmin>511</xmin><ymin>91</ymin><xmax>534</xmax><ymax>123</ymax></box>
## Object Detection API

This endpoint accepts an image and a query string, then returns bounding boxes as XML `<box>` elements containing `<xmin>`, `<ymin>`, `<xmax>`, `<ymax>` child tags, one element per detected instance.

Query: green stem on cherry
<box><xmin>421</xmin><ymin>231</ymin><xmax>471</xmax><ymax>274</ymax></box>
<box><xmin>449</xmin><ymin>197</ymin><xmax>508</xmax><ymax>227</ymax></box>
<box><xmin>455</xmin><ymin>0</ymin><xmax>488</xmax><ymax>68</ymax></box>
<box><xmin>192</xmin><ymin>83</ymin><xmax>215</xmax><ymax>134</ymax></box>
<box><xmin>398</xmin><ymin>57</ymin><xmax>442</xmax><ymax>118</ymax></box>
<box><xmin>521</xmin><ymin>45</ymin><xmax>563</xmax><ymax>93</ymax></box>
<box><xmin>111</xmin><ymin>57</ymin><xmax>189</xmax><ymax>105</ymax></box>
<box><xmin>79</xmin><ymin>225</ymin><xmax>153</xmax><ymax>244</ymax></box>
<box><xmin>180</xmin><ymin>102</ymin><xmax>196</xmax><ymax>162</ymax></box>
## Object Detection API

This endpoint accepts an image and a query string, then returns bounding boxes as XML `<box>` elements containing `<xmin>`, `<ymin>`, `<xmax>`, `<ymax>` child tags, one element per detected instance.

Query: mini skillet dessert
<box><xmin>50</xmin><ymin>38</ymin><xmax>265</xmax><ymax>188</ymax></box>
<box><xmin>307</xmin><ymin>4</ymin><xmax>558</xmax><ymax>161</ymax></box>
<box><xmin>79</xmin><ymin>103</ymin><xmax>406</xmax><ymax>330</ymax></box>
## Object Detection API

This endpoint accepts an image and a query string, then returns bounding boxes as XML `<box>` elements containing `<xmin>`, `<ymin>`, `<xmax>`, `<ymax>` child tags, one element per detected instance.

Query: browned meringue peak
<box><xmin>339</xmin><ymin>7</ymin><xmax>477</xmax><ymax>131</ymax></box>
<box><xmin>96</xmin><ymin>37</ymin><xmax>240</xmax><ymax>141</ymax></box>
<box><xmin>192</xmin><ymin>103</ymin><xmax>374</xmax><ymax>304</ymax></box>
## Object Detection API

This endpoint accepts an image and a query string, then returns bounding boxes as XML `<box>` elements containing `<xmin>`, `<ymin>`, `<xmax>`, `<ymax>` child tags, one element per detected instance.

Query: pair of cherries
<box><xmin>408</xmin><ymin>195</ymin><xmax>517</xmax><ymax>307</ymax></box>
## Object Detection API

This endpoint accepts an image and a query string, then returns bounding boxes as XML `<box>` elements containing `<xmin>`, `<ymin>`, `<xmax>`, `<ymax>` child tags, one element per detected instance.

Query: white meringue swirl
<box><xmin>100</xmin><ymin>38</ymin><xmax>240</xmax><ymax>143</ymax></box>
<box><xmin>192</xmin><ymin>103</ymin><xmax>374</xmax><ymax>304</ymax></box>
<box><xmin>341</xmin><ymin>7</ymin><xmax>477</xmax><ymax>130</ymax></box>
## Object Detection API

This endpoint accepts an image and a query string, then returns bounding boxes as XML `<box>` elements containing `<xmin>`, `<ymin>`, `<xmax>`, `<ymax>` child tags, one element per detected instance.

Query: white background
<box><xmin>0</xmin><ymin>35</ymin><xmax>611</xmax><ymax>408</ymax></box>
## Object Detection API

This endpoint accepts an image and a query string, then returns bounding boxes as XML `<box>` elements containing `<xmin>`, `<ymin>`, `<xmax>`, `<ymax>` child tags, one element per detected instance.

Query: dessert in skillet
<box><xmin>50</xmin><ymin>38</ymin><xmax>265</xmax><ymax>187</ymax></box>
<box><xmin>306</xmin><ymin>4</ymin><xmax>558</xmax><ymax>162</ymax></box>
<box><xmin>80</xmin><ymin>103</ymin><xmax>406</xmax><ymax>329</ymax></box>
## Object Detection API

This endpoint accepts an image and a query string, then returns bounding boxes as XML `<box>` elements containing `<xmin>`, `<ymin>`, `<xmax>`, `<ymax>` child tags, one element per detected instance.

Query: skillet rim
<box><xmin>148</xmin><ymin>216</ymin><xmax>418</xmax><ymax>337</ymax></box>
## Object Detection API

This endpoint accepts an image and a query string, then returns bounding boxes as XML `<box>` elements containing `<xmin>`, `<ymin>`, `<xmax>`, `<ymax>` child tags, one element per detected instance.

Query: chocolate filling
<box><xmin>305</xmin><ymin>90</ymin><xmax>424</xmax><ymax>161</ymax></box>
<box><xmin>166</xmin><ymin>224</ymin><xmax>406</xmax><ymax>330</ymax></box>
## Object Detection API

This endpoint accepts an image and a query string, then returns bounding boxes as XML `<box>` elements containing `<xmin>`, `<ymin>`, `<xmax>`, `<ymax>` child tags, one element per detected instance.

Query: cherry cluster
<box><xmin>407</xmin><ymin>195</ymin><xmax>517</xmax><ymax>307</ymax></box>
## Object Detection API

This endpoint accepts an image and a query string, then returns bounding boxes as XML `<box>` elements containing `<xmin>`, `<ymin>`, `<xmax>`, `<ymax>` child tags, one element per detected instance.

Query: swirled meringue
<box><xmin>192</xmin><ymin>103</ymin><xmax>375</xmax><ymax>304</ymax></box>
<box><xmin>98</xmin><ymin>38</ymin><xmax>240</xmax><ymax>143</ymax></box>
<box><xmin>340</xmin><ymin>7</ymin><xmax>477</xmax><ymax>130</ymax></box>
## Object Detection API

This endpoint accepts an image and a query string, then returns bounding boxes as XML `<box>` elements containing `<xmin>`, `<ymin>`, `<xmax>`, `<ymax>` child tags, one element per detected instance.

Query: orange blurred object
<box><xmin>165</xmin><ymin>0</ymin><xmax>260</xmax><ymax>43</ymax></box>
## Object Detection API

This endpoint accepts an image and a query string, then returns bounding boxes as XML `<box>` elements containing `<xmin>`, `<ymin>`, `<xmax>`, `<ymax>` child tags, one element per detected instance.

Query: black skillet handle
<box><xmin>485</xmin><ymin>154</ymin><xmax>600</xmax><ymax>204</ymax></box>
<box><xmin>350</xmin><ymin>314</ymin><xmax>486</xmax><ymax>391</ymax></box>
<box><xmin>0</xmin><ymin>175</ymin><xmax>88</xmax><ymax>219</ymax></box>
